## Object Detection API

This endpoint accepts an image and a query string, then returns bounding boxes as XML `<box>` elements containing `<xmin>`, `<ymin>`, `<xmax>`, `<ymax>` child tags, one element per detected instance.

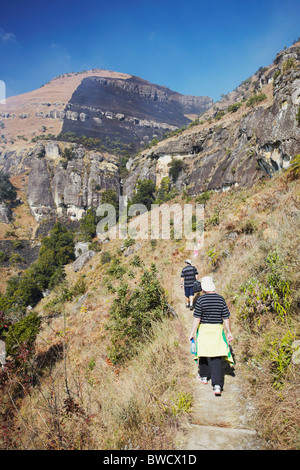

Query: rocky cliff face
<box><xmin>27</xmin><ymin>143</ymin><xmax>120</xmax><ymax>222</ymax></box>
<box><xmin>123</xmin><ymin>43</ymin><xmax>300</xmax><ymax>198</ymax></box>
<box><xmin>60</xmin><ymin>75</ymin><xmax>213</xmax><ymax>153</ymax></box>
<box><xmin>0</xmin><ymin>44</ymin><xmax>299</xmax><ymax>226</ymax></box>
<box><xmin>0</xmin><ymin>141</ymin><xmax>120</xmax><ymax>222</ymax></box>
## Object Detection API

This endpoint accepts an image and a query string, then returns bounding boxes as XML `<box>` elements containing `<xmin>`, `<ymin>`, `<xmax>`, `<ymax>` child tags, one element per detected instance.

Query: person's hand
<box><xmin>180</xmin><ymin>284</ymin><xmax>183</xmax><ymax>288</ymax></box>
<box><xmin>189</xmin><ymin>333</ymin><xmax>195</xmax><ymax>342</ymax></box>
<box><xmin>227</xmin><ymin>332</ymin><xmax>233</xmax><ymax>343</ymax></box>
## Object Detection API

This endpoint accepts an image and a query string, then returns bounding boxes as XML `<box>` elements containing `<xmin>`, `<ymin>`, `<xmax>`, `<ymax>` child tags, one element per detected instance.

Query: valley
<box><xmin>0</xmin><ymin>41</ymin><xmax>299</xmax><ymax>451</ymax></box>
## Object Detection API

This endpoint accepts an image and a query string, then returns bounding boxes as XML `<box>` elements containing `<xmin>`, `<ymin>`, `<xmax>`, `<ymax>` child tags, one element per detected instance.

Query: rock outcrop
<box><xmin>61</xmin><ymin>75</ymin><xmax>213</xmax><ymax>153</ymax></box>
<box><xmin>0</xmin><ymin>141</ymin><xmax>121</xmax><ymax>222</ymax></box>
<box><xmin>0</xmin><ymin>204</ymin><xmax>11</xmax><ymax>224</ymax></box>
<box><xmin>0</xmin><ymin>43</ymin><xmax>299</xmax><ymax>228</ymax></box>
<box><xmin>123</xmin><ymin>43</ymin><xmax>300</xmax><ymax>198</ymax></box>
<box><xmin>72</xmin><ymin>250</ymin><xmax>96</xmax><ymax>272</ymax></box>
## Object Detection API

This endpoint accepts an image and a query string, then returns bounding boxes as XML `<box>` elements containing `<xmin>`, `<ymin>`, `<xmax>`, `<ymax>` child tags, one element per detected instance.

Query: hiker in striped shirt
<box><xmin>189</xmin><ymin>276</ymin><xmax>234</xmax><ymax>396</ymax></box>
<box><xmin>180</xmin><ymin>259</ymin><xmax>199</xmax><ymax>310</ymax></box>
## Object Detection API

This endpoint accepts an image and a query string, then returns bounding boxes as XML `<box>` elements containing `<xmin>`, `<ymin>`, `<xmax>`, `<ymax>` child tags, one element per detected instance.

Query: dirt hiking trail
<box><xmin>171</xmin><ymin>276</ymin><xmax>264</xmax><ymax>450</ymax></box>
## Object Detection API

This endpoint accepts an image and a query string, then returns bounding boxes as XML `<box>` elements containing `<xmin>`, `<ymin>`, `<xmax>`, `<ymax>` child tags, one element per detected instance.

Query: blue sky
<box><xmin>0</xmin><ymin>0</ymin><xmax>299</xmax><ymax>102</ymax></box>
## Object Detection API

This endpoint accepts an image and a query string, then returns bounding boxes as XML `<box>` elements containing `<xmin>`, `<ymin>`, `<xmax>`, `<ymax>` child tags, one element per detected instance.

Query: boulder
<box><xmin>74</xmin><ymin>242</ymin><xmax>89</xmax><ymax>258</ymax></box>
<box><xmin>0</xmin><ymin>204</ymin><xmax>11</xmax><ymax>224</ymax></box>
<box><xmin>0</xmin><ymin>340</ymin><xmax>6</xmax><ymax>369</ymax></box>
<box><xmin>72</xmin><ymin>250</ymin><xmax>96</xmax><ymax>272</ymax></box>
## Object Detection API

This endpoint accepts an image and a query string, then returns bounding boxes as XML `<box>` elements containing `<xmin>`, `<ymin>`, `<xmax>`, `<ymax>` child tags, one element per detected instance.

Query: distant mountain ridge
<box><xmin>0</xmin><ymin>42</ymin><xmax>299</xmax><ymax>227</ymax></box>
<box><xmin>0</xmin><ymin>69</ymin><xmax>213</xmax><ymax>154</ymax></box>
<box><xmin>61</xmin><ymin>74</ymin><xmax>213</xmax><ymax>152</ymax></box>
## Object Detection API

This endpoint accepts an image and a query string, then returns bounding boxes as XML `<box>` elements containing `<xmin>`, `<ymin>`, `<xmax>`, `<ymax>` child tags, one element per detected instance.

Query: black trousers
<box><xmin>198</xmin><ymin>356</ymin><xmax>224</xmax><ymax>389</ymax></box>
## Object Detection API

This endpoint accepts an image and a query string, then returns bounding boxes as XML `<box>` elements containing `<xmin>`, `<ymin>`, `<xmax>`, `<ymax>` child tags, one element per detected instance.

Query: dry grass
<box><xmin>2</xmin><ymin>164</ymin><xmax>299</xmax><ymax>450</ymax></box>
<box><xmin>8</xmin><ymin>238</ymin><xmax>192</xmax><ymax>450</ymax></box>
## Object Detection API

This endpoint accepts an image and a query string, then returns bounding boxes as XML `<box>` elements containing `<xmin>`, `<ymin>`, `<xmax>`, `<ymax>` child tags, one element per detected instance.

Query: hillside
<box><xmin>0</xmin><ymin>69</ymin><xmax>212</xmax><ymax>154</ymax></box>
<box><xmin>124</xmin><ymin>41</ymin><xmax>300</xmax><ymax>198</ymax></box>
<box><xmin>0</xmin><ymin>41</ymin><xmax>299</xmax><ymax>451</ymax></box>
<box><xmin>0</xmin><ymin>157</ymin><xmax>299</xmax><ymax>450</ymax></box>
<box><xmin>0</xmin><ymin>42</ymin><xmax>298</xmax><ymax>232</ymax></box>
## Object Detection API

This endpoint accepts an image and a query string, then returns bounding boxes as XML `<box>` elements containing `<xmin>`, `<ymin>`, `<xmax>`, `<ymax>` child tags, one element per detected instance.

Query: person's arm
<box><xmin>224</xmin><ymin>318</ymin><xmax>233</xmax><ymax>342</ymax></box>
<box><xmin>189</xmin><ymin>317</ymin><xmax>200</xmax><ymax>341</ymax></box>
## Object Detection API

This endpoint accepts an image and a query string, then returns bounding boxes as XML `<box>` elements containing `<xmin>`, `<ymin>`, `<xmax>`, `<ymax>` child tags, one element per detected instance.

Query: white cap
<box><xmin>184</xmin><ymin>259</ymin><xmax>192</xmax><ymax>264</ymax></box>
<box><xmin>201</xmin><ymin>276</ymin><xmax>216</xmax><ymax>292</ymax></box>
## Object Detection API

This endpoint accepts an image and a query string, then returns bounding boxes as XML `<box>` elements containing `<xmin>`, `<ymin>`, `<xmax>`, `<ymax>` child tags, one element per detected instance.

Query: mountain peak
<box><xmin>0</xmin><ymin>70</ymin><xmax>213</xmax><ymax>154</ymax></box>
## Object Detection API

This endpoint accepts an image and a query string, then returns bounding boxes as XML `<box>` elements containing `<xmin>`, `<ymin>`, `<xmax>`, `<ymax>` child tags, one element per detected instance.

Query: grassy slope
<box><xmin>8</xmin><ymin>161</ymin><xmax>300</xmax><ymax>450</ymax></box>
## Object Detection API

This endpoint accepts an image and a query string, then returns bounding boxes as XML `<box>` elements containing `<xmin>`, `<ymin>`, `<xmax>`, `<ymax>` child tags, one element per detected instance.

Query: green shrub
<box><xmin>155</xmin><ymin>177</ymin><xmax>178</xmax><ymax>204</ymax></box>
<box><xmin>107</xmin><ymin>264</ymin><xmax>170</xmax><ymax>364</ymax></box>
<box><xmin>5</xmin><ymin>311</ymin><xmax>41</xmax><ymax>356</ymax></box>
<box><xmin>3</xmin><ymin>223</ymin><xmax>74</xmax><ymax>310</ymax></box>
<box><xmin>268</xmin><ymin>331</ymin><xmax>295</xmax><ymax>389</ymax></box>
<box><xmin>195</xmin><ymin>190</ymin><xmax>211</xmax><ymax>205</ymax></box>
<box><xmin>130</xmin><ymin>255</ymin><xmax>142</xmax><ymax>267</ymax></box>
<box><xmin>273</xmin><ymin>70</ymin><xmax>281</xmax><ymax>81</ymax></box>
<box><xmin>286</xmin><ymin>154</ymin><xmax>300</xmax><ymax>181</ymax></box>
<box><xmin>130</xmin><ymin>179</ymin><xmax>156</xmax><ymax>211</ymax></box>
<box><xmin>101</xmin><ymin>251</ymin><xmax>112</xmax><ymax>264</ymax></box>
<box><xmin>227</xmin><ymin>103</ymin><xmax>243</xmax><ymax>113</ymax></box>
<box><xmin>9</xmin><ymin>253</ymin><xmax>25</xmax><ymax>265</ymax></box>
<box><xmin>107</xmin><ymin>258</ymin><xmax>127</xmax><ymax>279</ymax></box>
<box><xmin>282</xmin><ymin>58</ymin><xmax>295</xmax><ymax>74</ymax></box>
<box><xmin>101</xmin><ymin>189</ymin><xmax>119</xmax><ymax>221</ymax></box>
<box><xmin>236</xmin><ymin>249</ymin><xmax>291</xmax><ymax>331</ymax></box>
<box><xmin>0</xmin><ymin>171</ymin><xmax>17</xmax><ymax>204</ymax></box>
<box><xmin>48</xmin><ymin>267</ymin><xmax>66</xmax><ymax>290</ymax></box>
<box><xmin>246</xmin><ymin>94</ymin><xmax>267</xmax><ymax>107</ymax></box>
<box><xmin>123</xmin><ymin>237</ymin><xmax>135</xmax><ymax>248</ymax></box>
<box><xmin>168</xmin><ymin>159</ymin><xmax>186</xmax><ymax>183</ymax></box>
<box><xmin>215</xmin><ymin>110</ymin><xmax>226</xmax><ymax>120</ymax></box>
<box><xmin>62</xmin><ymin>147</ymin><xmax>75</xmax><ymax>160</ymax></box>
<box><xmin>80</xmin><ymin>208</ymin><xmax>98</xmax><ymax>242</ymax></box>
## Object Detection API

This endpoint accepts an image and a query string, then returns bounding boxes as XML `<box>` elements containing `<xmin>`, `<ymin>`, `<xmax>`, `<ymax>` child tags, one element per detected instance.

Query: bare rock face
<box><xmin>0</xmin><ymin>340</ymin><xmax>6</xmax><ymax>369</ymax></box>
<box><xmin>25</xmin><ymin>142</ymin><xmax>120</xmax><ymax>221</ymax></box>
<box><xmin>0</xmin><ymin>204</ymin><xmax>12</xmax><ymax>224</ymax></box>
<box><xmin>27</xmin><ymin>157</ymin><xmax>55</xmax><ymax>221</ymax></box>
<box><xmin>61</xmin><ymin>75</ymin><xmax>213</xmax><ymax>153</ymax></box>
<box><xmin>72</xmin><ymin>250</ymin><xmax>96</xmax><ymax>272</ymax></box>
<box><xmin>1</xmin><ymin>45</ymin><xmax>299</xmax><ymax>227</ymax></box>
<box><xmin>123</xmin><ymin>43</ymin><xmax>300</xmax><ymax>197</ymax></box>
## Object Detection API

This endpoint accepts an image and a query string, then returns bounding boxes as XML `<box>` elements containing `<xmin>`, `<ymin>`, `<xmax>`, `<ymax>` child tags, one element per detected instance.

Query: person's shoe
<box><xmin>186</xmin><ymin>303</ymin><xmax>190</xmax><ymax>308</ymax></box>
<box><xmin>190</xmin><ymin>305</ymin><xmax>194</xmax><ymax>310</ymax></box>
<box><xmin>197</xmin><ymin>375</ymin><xmax>208</xmax><ymax>384</ymax></box>
<box><xmin>213</xmin><ymin>385</ymin><xmax>222</xmax><ymax>396</ymax></box>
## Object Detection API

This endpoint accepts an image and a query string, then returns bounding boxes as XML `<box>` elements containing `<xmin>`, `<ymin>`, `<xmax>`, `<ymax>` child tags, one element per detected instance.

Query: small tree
<box><xmin>0</xmin><ymin>171</ymin><xmax>17</xmax><ymax>204</ymax></box>
<box><xmin>131</xmin><ymin>179</ymin><xmax>156</xmax><ymax>211</ymax></box>
<box><xmin>168</xmin><ymin>158</ymin><xmax>186</xmax><ymax>183</ymax></box>
<box><xmin>80</xmin><ymin>208</ymin><xmax>98</xmax><ymax>241</ymax></box>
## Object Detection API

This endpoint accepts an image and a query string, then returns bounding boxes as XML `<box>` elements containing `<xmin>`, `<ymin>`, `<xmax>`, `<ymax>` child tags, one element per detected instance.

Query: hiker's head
<box><xmin>184</xmin><ymin>259</ymin><xmax>192</xmax><ymax>265</ymax></box>
<box><xmin>201</xmin><ymin>276</ymin><xmax>215</xmax><ymax>292</ymax></box>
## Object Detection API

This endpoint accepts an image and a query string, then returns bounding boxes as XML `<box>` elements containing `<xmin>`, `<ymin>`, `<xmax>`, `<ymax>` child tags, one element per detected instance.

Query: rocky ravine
<box><xmin>0</xmin><ymin>43</ymin><xmax>299</xmax><ymax>225</ymax></box>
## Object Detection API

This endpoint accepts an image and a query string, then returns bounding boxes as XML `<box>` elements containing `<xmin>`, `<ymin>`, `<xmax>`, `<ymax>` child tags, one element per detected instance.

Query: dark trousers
<box><xmin>198</xmin><ymin>356</ymin><xmax>224</xmax><ymax>389</ymax></box>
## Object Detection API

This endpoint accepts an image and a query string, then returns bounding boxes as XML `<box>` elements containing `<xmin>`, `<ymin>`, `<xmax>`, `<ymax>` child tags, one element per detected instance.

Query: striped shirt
<box><xmin>194</xmin><ymin>293</ymin><xmax>230</xmax><ymax>324</ymax></box>
<box><xmin>181</xmin><ymin>265</ymin><xmax>198</xmax><ymax>287</ymax></box>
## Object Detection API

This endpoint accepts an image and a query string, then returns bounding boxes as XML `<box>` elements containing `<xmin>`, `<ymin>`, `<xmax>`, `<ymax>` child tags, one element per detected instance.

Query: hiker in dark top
<box><xmin>180</xmin><ymin>259</ymin><xmax>199</xmax><ymax>310</ymax></box>
<box><xmin>189</xmin><ymin>276</ymin><xmax>234</xmax><ymax>396</ymax></box>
